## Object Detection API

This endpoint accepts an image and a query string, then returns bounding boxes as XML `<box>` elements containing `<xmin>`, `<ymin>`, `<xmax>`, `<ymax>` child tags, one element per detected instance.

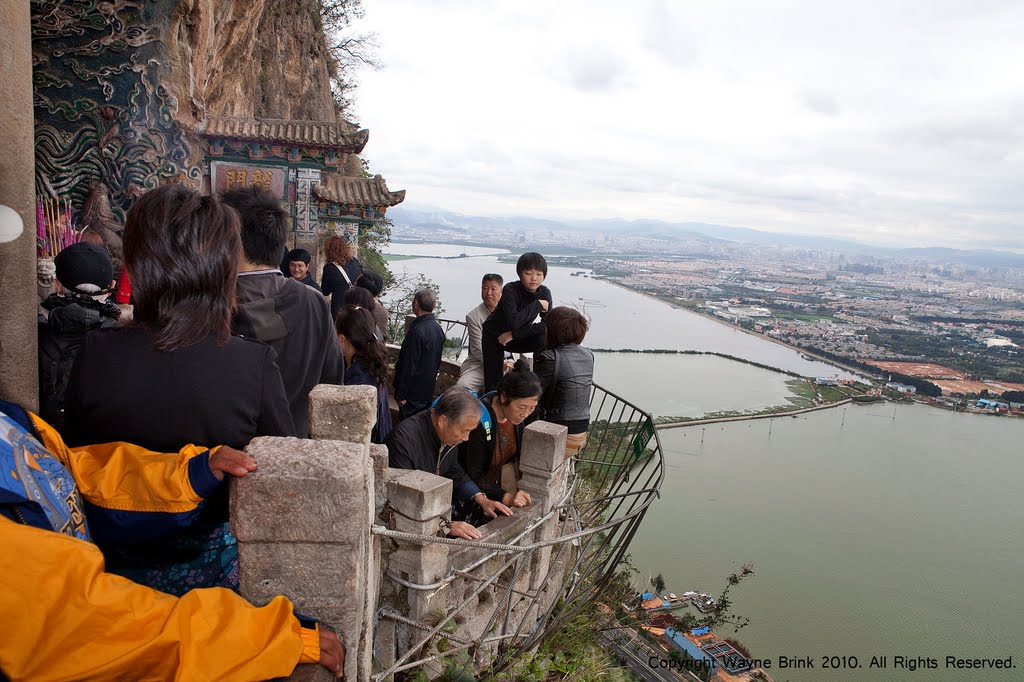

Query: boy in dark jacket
<box><xmin>38</xmin><ymin>242</ymin><xmax>120</xmax><ymax>429</ymax></box>
<box><xmin>481</xmin><ymin>252</ymin><xmax>553</xmax><ymax>392</ymax></box>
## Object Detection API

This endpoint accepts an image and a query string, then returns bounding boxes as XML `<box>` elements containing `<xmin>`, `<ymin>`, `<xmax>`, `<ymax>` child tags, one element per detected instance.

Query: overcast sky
<box><xmin>354</xmin><ymin>1</ymin><xmax>1024</xmax><ymax>250</ymax></box>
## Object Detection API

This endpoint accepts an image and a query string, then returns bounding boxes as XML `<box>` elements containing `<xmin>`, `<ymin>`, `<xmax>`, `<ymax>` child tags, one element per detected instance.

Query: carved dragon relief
<box><xmin>31</xmin><ymin>0</ymin><xmax>201</xmax><ymax>221</ymax></box>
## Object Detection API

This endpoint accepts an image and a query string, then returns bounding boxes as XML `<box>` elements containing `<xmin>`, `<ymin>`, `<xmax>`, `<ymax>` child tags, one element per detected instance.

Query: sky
<box><xmin>352</xmin><ymin>1</ymin><xmax>1024</xmax><ymax>250</ymax></box>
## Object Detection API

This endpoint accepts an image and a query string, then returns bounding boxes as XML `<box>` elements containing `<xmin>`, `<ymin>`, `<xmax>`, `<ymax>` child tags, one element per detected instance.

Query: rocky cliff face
<box><xmin>166</xmin><ymin>0</ymin><xmax>340</xmax><ymax>125</ymax></box>
<box><xmin>31</xmin><ymin>0</ymin><xmax>346</xmax><ymax>219</ymax></box>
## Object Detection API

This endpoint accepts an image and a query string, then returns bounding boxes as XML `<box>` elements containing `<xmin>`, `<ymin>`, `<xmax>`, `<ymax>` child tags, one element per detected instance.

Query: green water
<box><xmin>628</xmin><ymin>403</ymin><xmax>1024</xmax><ymax>681</ymax></box>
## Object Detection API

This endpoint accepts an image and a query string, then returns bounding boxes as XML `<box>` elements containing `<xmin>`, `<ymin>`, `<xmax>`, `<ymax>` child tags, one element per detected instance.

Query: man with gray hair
<box><xmin>393</xmin><ymin>288</ymin><xmax>445</xmax><ymax>421</ymax></box>
<box><xmin>387</xmin><ymin>387</ymin><xmax>513</xmax><ymax>540</ymax></box>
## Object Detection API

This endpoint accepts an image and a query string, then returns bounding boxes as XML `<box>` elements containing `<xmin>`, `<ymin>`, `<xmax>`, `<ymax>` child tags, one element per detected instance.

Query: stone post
<box><xmin>385</xmin><ymin>469</ymin><xmax>453</xmax><ymax>622</ymax></box>
<box><xmin>308</xmin><ymin>384</ymin><xmax>377</xmax><ymax>446</ymax></box>
<box><xmin>232</xmin><ymin>435</ymin><xmax>371</xmax><ymax>682</ymax></box>
<box><xmin>307</xmin><ymin>384</ymin><xmax>379</xmax><ymax>680</ymax></box>
<box><xmin>516</xmin><ymin>421</ymin><xmax>568</xmax><ymax>591</ymax></box>
<box><xmin>0</xmin><ymin>0</ymin><xmax>39</xmax><ymax>409</ymax></box>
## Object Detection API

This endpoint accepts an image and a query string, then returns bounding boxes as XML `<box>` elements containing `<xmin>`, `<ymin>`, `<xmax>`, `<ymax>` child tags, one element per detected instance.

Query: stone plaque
<box><xmin>211</xmin><ymin>162</ymin><xmax>287</xmax><ymax>198</ymax></box>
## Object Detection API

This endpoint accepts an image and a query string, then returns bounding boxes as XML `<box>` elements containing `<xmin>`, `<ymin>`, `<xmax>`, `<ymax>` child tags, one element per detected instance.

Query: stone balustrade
<box><xmin>230</xmin><ymin>384</ymin><xmax>570</xmax><ymax>681</ymax></box>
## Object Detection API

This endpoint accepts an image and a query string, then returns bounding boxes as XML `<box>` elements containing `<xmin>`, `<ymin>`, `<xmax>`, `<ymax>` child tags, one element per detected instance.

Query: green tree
<box><xmin>651</xmin><ymin>573</ymin><xmax>667</xmax><ymax>594</ymax></box>
<box><xmin>359</xmin><ymin>216</ymin><xmax>394</xmax><ymax>290</ymax></box>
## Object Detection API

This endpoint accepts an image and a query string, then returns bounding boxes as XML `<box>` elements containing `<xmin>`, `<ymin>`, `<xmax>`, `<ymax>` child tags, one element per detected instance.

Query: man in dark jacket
<box><xmin>387</xmin><ymin>387</ymin><xmax>512</xmax><ymax>540</ymax></box>
<box><xmin>393</xmin><ymin>289</ymin><xmax>445</xmax><ymax>421</ymax></box>
<box><xmin>285</xmin><ymin>248</ymin><xmax>322</xmax><ymax>293</ymax></box>
<box><xmin>38</xmin><ymin>242</ymin><xmax>120</xmax><ymax>429</ymax></box>
<box><xmin>222</xmin><ymin>187</ymin><xmax>345</xmax><ymax>437</ymax></box>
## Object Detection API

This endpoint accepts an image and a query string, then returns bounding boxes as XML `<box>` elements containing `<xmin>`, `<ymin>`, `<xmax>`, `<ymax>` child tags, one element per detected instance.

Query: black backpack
<box><xmin>38</xmin><ymin>302</ymin><xmax>118</xmax><ymax>429</ymax></box>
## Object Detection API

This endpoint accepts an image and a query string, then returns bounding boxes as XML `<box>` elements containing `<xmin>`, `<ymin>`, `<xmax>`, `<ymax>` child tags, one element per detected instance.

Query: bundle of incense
<box><xmin>36</xmin><ymin>197</ymin><xmax>80</xmax><ymax>258</ymax></box>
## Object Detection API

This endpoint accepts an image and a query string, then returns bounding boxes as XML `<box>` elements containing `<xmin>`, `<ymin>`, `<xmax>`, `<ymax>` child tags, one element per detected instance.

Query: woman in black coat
<box><xmin>457</xmin><ymin>360</ymin><xmax>540</xmax><ymax>525</ymax></box>
<box><xmin>321</xmin><ymin>235</ymin><xmax>362</xmax><ymax>319</ymax></box>
<box><xmin>63</xmin><ymin>184</ymin><xmax>294</xmax><ymax>595</ymax></box>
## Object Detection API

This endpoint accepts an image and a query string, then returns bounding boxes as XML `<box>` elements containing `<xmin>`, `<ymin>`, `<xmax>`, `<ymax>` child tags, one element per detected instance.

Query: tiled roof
<box><xmin>200</xmin><ymin>116</ymin><xmax>368</xmax><ymax>152</ymax></box>
<box><xmin>313</xmin><ymin>174</ymin><xmax>406</xmax><ymax>207</ymax></box>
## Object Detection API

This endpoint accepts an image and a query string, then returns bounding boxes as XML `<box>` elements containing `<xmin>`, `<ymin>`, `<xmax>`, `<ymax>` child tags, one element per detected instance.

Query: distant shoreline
<box><xmin>657</xmin><ymin>398</ymin><xmax>853</xmax><ymax>430</ymax></box>
<box><xmin>599</xmin><ymin>277</ymin><xmax>872</xmax><ymax>379</ymax></box>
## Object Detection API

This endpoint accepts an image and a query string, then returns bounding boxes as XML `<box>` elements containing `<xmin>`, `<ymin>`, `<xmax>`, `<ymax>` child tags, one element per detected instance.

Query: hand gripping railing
<box><xmin>372</xmin><ymin>381</ymin><xmax>664</xmax><ymax>680</ymax></box>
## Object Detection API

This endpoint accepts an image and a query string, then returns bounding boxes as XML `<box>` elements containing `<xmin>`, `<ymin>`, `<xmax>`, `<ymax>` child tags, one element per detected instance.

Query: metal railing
<box><xmin>372</xmin><ymin>381</ymin><xmax>664</xmax><ymax>679</ymax></box>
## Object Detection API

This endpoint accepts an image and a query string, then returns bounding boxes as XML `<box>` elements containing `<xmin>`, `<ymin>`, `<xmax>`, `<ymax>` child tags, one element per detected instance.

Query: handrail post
<box><xmin>517</xmin><ymin>421</ymin><xmax>568</xmax><ymax>590</ymax></box>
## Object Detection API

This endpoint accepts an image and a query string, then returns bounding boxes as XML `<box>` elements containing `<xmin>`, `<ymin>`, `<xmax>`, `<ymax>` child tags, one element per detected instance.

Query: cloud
<box><xmin>355</xmin><ymin>0</ymin><xmax>1024</xmax><ymax>249</ymax></box>
<box><xmin>800</xmin><ymin>89</ymin><xmax>840</xmax><ymax>117</ymax></box>
<box><xmin>560</xmin><ymin>45</ymin><xmax>629</xmax><ymax>92</ymax></box>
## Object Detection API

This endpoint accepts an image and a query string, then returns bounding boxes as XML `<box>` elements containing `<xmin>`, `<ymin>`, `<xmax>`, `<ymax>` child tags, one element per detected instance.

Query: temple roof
<box><xmin>200</xmin><ymin>116</ymin><xmax>368</xmax><ymax>152</ymax></box>
<box><xmin>313</xmin><ymin>174</ymin><xmax>406</xmax><ymax>207</ymax></box>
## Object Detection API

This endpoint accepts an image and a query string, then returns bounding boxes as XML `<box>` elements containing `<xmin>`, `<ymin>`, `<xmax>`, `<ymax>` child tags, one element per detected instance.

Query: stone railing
<box><xmin>231</xmin><ymin>377</ymin><xmax>663</xmax><ymax>681</ymax></box>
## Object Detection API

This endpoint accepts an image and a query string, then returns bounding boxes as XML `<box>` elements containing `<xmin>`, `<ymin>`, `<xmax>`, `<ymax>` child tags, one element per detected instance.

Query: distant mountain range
<box><xmin>388</xmin><ymin>206</ymin><xmax>1024</xmax><ymax>269</ymax></box>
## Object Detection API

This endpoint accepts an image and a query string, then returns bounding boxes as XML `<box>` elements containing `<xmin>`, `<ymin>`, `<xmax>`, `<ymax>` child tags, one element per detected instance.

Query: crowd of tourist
<box><xmin>6</xmin><ymin>182</ymin><xmax>595</xmax><ymax>679</ymax></box>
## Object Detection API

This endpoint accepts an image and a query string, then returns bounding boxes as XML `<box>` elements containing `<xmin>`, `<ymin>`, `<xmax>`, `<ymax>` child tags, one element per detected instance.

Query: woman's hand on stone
<box><xmin>503</xmin><ymin>490</ymin><xmax>532</xmax><ymax>508</ymax></box>
<box><xmin>448</xmin><ymin>521</ymin><xmax>482</xmax><ymax>540</ymax></box>
<box><xmin>208</xmin><ymin>446</ymin><xmax>257</xmax><ymax>481</ymax></box>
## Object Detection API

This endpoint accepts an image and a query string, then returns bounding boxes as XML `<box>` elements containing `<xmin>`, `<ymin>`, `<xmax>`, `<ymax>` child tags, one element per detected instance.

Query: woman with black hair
<box><xmin>457</xmin><ymin>359</ymin><xmax>537</xmax><ymax>525</ymax></box>
<box><xmin>336</xmin><ymin>305</ymin><xmax>393</xmax><ymax>444</ymax></box>
<box><xmin>343</xmin><ymin>287</ymin><xmax>386</xmax><ymax>341</ymax></box>
<box><xmin>62</xmin><ymin>183</ymin><xmax>293</xmax><ymax>595</ymax></box>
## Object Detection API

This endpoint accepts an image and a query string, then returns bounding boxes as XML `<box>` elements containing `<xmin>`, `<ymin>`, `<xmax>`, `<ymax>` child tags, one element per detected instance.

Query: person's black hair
<box><xmin>287</xmin><ymin>248</ymin><xmax>312</xmax><ymax>264</ymax></box>
<box><xmin>356</xmin><ymin>270</ymin><xmax>384</xmax><ymax>297</ymax></box>
<box><xmin>413</xmin><ymin>288</ymin><xmax>436</xmax><ymax>313</ymax></box>
<box><xmin>482</xmin><ymin>273</ymin><xmax>503</xmax><ymax>286</ymax></box>
<box><xmin>336</xmin><ymin>305</ymin><xmax>388</xmax><ymax>386</ymax></box>
<box><xmin>123</xmin><ymin>183</ymin><xmax>240</xmax><ymax>352</ymax></box>
<box><xmin>343</xmin><ymin>286</ymin><xmax>376</xmax><ymax>310</ymax></box>
<box><xmin>496</xmin><ymin>358</ymin><xmax>543</xmax><ymax>401</ymax></box>
<box><xmin>516</xmin><ymin>252</ymin><xmax>547</xmax><ymax>277</ymax></box>
<box><xmin>220</xmin><ymin>187</ymin><xmax>288</xmax><ymax>267</ymax></box>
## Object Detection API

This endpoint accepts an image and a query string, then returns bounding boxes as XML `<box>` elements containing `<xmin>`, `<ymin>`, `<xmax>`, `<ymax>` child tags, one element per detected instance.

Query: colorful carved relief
<box><xmin>31</xmin><ymin>0</ymin><xmax>199</xmax><ymax>221</ymax></box>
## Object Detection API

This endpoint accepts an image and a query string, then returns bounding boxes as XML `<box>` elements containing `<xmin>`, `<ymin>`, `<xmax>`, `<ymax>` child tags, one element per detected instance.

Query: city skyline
<box><xmin>356</xmin><ymin>1</ymin><xmax>1024</xmax><ymax>251</ymax></box>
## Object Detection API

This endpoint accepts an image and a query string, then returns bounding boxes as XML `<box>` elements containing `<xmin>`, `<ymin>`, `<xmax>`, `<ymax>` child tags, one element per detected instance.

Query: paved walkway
<box><xmin>656</xmin><ymin>398</ymin><xmax>853</xmax><ymax>430</ymax></box>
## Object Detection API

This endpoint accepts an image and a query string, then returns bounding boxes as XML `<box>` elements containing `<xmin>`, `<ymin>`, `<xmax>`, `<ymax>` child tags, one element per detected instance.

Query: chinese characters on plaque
<box><xmin>211</xmin><ymin>163</ymin><xmax>286</xmax><ymax>198</ymax></box>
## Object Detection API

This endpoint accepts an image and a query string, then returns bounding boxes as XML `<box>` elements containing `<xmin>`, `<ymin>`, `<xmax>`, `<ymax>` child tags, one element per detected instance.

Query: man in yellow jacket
<box><xmin>0</xmin><ymin>400</ymin><xmax>343</xmax><ymax>680</ymax></box>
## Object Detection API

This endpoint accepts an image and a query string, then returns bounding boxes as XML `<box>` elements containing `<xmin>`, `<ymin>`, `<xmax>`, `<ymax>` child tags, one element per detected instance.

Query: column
<box><xmin>0</xmin><ymin>0</ymin><xmax>39</xmax><ymax>408</ymax></box>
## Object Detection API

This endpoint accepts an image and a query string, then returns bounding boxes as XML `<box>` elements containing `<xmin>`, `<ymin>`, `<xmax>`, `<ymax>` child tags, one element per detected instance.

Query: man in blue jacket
<box><xmin>393</xmin><ymin>288</ymin><xmax>445</xmax><ymax>420</ymax></box>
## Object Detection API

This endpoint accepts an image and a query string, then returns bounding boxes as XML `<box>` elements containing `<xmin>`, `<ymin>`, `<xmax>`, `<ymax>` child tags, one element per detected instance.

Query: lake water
<box><xmin>593</xmin><ymin>352</ymin><xmax>799</xmax><ymax>419</ymax></box>
<box><xmin>383</xmin><ymin>243</ymin><xmax>1024</xmax><ymax>680</ymax></box>
<box><xmin>631</xmin><ymin>404</ymin><xmax>1024</xmax><ymax>682</ymax></box>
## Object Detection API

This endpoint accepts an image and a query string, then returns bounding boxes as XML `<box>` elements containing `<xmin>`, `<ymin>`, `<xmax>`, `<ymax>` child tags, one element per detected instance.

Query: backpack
<box><xmin>38</xmin><ymin>302</ymin><xmax>118</xmax><ymax>429</ymax></box>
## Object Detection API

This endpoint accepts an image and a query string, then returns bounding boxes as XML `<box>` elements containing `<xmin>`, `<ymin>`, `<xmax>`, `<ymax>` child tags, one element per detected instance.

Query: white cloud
<box><xmin>354</xmin><ymin>0</ymin><xmax>1024</xmax><ymax>249</ymax></box>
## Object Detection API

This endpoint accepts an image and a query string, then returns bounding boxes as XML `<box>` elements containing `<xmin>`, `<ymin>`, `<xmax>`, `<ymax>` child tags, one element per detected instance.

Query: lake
<box><xmin>382</xmin><ymin>243</ymin><xmax>1024</xmax><ymax>681</ymax></box>
<box><xmin>381</xmin><ymin>245</ymin><xmax>854</xmax><ymax>378</ymax></box>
